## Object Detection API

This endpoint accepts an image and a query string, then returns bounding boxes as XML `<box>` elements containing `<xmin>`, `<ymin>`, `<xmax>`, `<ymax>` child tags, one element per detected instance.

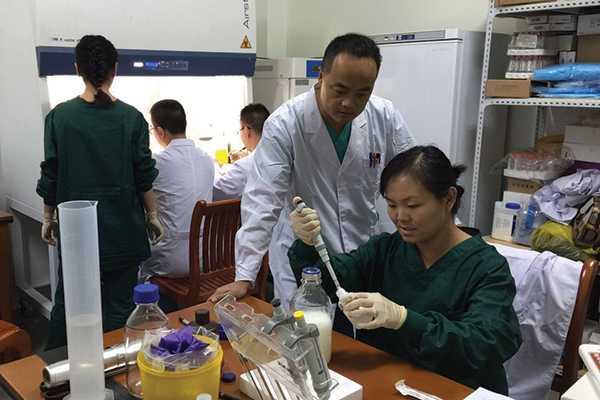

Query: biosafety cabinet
<box><xmin>0</xmin><ymin>0</ymin><xmax>256</xmax><ymax>315</ymax></box>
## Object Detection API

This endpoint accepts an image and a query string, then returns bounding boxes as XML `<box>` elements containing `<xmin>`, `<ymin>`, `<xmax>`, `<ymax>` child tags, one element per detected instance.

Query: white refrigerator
<box><xmin>372</xmin><ymin>29</ymin><xmax>509</xmax><ymax>231</ymax></box>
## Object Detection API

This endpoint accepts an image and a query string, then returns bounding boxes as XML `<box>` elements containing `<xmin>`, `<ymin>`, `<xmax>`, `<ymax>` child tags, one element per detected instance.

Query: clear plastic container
<box><xmin>58</xmin><ymin>200</ymin><xmax>112</xmax><ymax>400</ymax></box>
<box><xmin>492</xmin><ymin>202</ymin><xmax>521</xmax><ymax>242</ymax></box>
<box><xmin>513</xmin><ymin>201</ymin><xmax>545</xmax><ymax>245</ymax></box>
<box><xmin>290</xmin><ymin>267</ymin><xmax>334</xmax><ymax>363</ymax></box>
<box><xmin>125</xmin><ymin>283</ymin><xmax>169</xmax><ymax>398</ymax></box>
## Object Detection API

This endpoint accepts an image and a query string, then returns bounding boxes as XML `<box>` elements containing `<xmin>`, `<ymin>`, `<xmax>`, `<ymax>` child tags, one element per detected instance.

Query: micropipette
<box><xmin>293</xmin><ymin>197</ymin><xmax>348</xmax><ymax>301</ymax></box>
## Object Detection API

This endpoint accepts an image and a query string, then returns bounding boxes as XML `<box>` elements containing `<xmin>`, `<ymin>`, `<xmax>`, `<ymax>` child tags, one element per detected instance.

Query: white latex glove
<box><xmin>340</xmin><ymin>292</ymin><xmax>407</xmax><ymax>330</ymax></box>
<box><xmin>146</xmin><ymin>211</ymin><xmax>164</xmax><ymax>245</ymax></box>
<box><xmin>41</xmin><ymin>210</ymin><xmax>58</xmax><ymax>246</ymax></box>
<box><xmin>289</xmin><ymin>197</ymin><xmax>321</xmax><ymax>245</ymax></box>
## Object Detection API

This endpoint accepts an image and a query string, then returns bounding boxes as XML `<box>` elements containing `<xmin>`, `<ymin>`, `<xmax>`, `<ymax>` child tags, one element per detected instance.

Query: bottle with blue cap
<box><xmin>124</xmin><ymin>283</ymin><xmax>169</xmax><ymax>397</ymax></box>
<box><xmin>290</xmin><ymin>266</ymin><xmax>334</xmax><ymax>363</ymax></box>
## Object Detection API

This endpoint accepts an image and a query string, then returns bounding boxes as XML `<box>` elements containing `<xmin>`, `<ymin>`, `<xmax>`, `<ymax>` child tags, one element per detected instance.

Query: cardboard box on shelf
<box><xmin>506</xmin><ymin>177</ymin><xmax>543</xmax><ymax>194</ymax></box>
<box><xmin>497</xmin><ymin>0</ymin><xmax>554</xmax><ymax>6</ymax></box>
<box><xmin>577</xmin><ymin>35</ymin><xmax>600</xmax><ymax>63</ymax></box>
<box><xmin>562</xmin><ymin>142</ymin><xmax>600</xmax><ymax>163</ymax></box>
<box><xmin>565</xmin><ymin>125</ymin><xmax>600</xmax><ymax>146</ymax></box>
<box><xmin>559</xmin><ymin>51</ymin><xmax>576</xmax><ymax>64</ymax></box>
<box><xmin>535</xmin><ymin>134</ymin><xmax>564</xmax><ymax>157</ymax></box>
<box><xmin>549</xmin><ymin>15</ymin><xmax>578</xmax><ymax>24</ymax></box>
<box><xmin>527</xmin><ymin>15</ymin><xmax>549</xmax><ymax>24</ymax></box>
<box><xmin>510</xmin><ymin>33</ymin><xmax>558</xmax><ymax>49</ymax></box>
<box><xmin>528</xmin><ymin>23</ymin><xmax>551</xmax><ymax>32</ymax></box>
<box><xmin>556</xmin><ymin>34</ymin><xmax>577</xmax><ymax>51</ymax></box>
<box><xmin>485</xmin><ymin>79</ymin><xmax>531</xmax><ymax>98</ymax></box>
<box><xmin>549</xmin><ymin>22</ymin><xmax>577</xmax><ymax>32</ymax></box>
<box><xmin>578</xmin><ymin>14</ymin><xmax>600</xmax><ymax>35</ymax></box>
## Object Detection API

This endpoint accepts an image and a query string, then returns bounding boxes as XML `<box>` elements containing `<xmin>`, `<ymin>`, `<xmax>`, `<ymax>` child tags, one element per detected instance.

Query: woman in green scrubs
<box><xmin>36</xmin><ymin>35</ymin><xmax>163</xmax><ymax>349</ymax></box>
<box><xmin>288</xmin><ymin>145</ymin><xmax>522</xmax><ymax>394</ymax></box>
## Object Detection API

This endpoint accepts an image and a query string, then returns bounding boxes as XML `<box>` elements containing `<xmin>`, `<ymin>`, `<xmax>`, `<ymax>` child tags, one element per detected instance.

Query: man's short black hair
<box><xmin>240</xmin><ymin>103</ymin><xmax>270</xmax><ymax>137</ymax></box>
<box><xmin>321</xmin><ymin>33</ymin><xmax>381</xmax><ymax>73</ymax></box>
<box><xmin>150</xmin><ymin>99</ymin><xmax>186</xmax><ymax>134</ymax></box>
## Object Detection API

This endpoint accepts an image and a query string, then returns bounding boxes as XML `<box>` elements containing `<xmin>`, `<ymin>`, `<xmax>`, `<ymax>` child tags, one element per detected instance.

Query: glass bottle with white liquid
<box><xmin>290</xmin><ymin>267</ymin><xmax>334</xmax><ymax>363</ymax></box>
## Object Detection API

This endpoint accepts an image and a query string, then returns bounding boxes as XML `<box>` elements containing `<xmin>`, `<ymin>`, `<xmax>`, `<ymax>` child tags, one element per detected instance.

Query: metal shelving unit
<box><xmin>469</xmin><ymin>0</ymin><xmax>600</xmax><ymax>228</ymax></box>
<box><xmin>485</xmin><ymin>97</ymin><xmax>600</xmax><ymax>107</ymax></box>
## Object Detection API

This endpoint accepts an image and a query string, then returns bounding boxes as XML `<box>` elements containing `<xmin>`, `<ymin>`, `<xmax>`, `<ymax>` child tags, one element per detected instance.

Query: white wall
<box><xmin>0</xmin><ymin>0</ymin><xmax>52</xmax><ymax>302</ymax></box>
<box><xmin>256</xmin><ymin>0</ymin><xmax>289</xmax><ymax>58</ymax></box>
<box><xmin>259</xmin><ymin>0</ymin><xmax>519</xmax><ymax>58</ymax></box>
<box><xmin>0</xmin><ymin>0</ymin><xmax>46</xmax><ymax>220</ymax></box>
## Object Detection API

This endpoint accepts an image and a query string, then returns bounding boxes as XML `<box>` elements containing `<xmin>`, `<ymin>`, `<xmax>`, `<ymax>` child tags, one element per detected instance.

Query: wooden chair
<box><xmin>152</xmin><ymin>199</ymin><xmax>269</xmax><ymax>307</ymax></box>
<box><xmin>551</xmin><ymin>257</ymin><xmax>599</xmax><ymax>394</ymax></box>
<box><xmin>0</xmin><ymin>320</ymin><xmax>32</xmax><ymax>364</ymax></box>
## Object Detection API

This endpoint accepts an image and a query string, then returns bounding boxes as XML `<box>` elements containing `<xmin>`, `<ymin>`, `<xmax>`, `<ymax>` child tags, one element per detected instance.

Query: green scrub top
<box><xmin>288</xmin><ymin>233</ymin><xmax>522</xmax><ymax>394</ymax></box>
<box><xmin>325</xmin><ymin>122</ymin><xmax>352</xmax><ymax>163</ymax></box>
<box><xmin>36</xmin><ymin>97</ymin><xmax>158</xmax><ymax>271</ymax></box>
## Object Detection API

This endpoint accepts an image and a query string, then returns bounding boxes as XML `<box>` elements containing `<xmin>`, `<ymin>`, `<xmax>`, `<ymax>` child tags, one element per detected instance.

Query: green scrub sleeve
<box><xmin>36</xmin><ymin>110</ymin><xmax>58</xmax><ymax>206</ymax></box>
<box><xmin>395</xmin><ymin>259</ymin><xmax>522</xmax><ymax>378</ymax></box>
<box><xmin>132</xmin><ymin>115</ymin><xmax>158</xmax><ymax>193</ymax></box>
<box><xmin>288</xmin><ymin>235</ymin><xmax>383</xmax><ymax>303</ymax></box>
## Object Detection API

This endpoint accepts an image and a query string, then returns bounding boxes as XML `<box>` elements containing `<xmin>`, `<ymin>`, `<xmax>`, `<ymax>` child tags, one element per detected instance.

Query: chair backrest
<box><xmin>553</xmin><ymin>257</ymin><xmax>599</xmax><ymax>393</ymax></box>
<box><xmin>0</xmin><ymin>320</ymin><xmax>32</xmax><ymax>364</ymax></box>
<box><xmin>187</xmin><ymin>199</ymin><xmax>241</xmax><ymax>291</ymax></box>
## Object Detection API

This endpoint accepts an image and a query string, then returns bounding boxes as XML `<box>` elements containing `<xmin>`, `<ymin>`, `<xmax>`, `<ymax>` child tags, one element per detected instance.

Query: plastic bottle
<box><xmin>191</xmin><ymin>309</ymin><xmax>220</xmax><ymax>335</ymax></box>
<box><xmin>513</xmin><ymin>201</ymin><xmax>544</xmax><ymax>245</ymax></box>
<box><xmin>125</xmin><ymin>283</ymin><xmax>169</xmax><ymax>398</ymax></box>
<box><xmin>492</xmin><ymin>202</ymin><xmax>521</xmax><ymax>242</ymax></box>
<box><xmin>290</xmin><ymin>267</ymin><xmax>334</xmax><ymax>363</ymax></box>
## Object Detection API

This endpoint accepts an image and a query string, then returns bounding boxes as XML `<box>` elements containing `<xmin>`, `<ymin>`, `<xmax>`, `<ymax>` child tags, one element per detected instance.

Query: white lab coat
<box><xmin>213</xmin><ymin>153</ymin><xmax>253</xmax><ymax>200</ymax></box>
<box><xmin>492</xmin><ymin>244</ymin><xmax>582</xmax><ymax>400</ymax></box>
<box><xmin>139</xmin><ymin>139</ymin><xmax>215</xmax><ymax>280</ymax></box>
<box><xmin>235</xmin><ymin>88</ymin><xmax>415</xmax><ymax>307</ymax></box>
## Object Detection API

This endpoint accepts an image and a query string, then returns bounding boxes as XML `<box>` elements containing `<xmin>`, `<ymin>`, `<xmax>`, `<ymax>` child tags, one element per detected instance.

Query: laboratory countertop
<box><xmin>0</xmin><ymin>296</ymin><xmax>473</xmax><ymax>400</ymax></box>
<box><xmin>483</xmin><ymin>236</ymin><xmax>532</xmax><ymax>251</ymax></box>
<box><xmin>0</xmin><ymin>211</ymin><xmax>13</xmax><ymax>223</ymax></box>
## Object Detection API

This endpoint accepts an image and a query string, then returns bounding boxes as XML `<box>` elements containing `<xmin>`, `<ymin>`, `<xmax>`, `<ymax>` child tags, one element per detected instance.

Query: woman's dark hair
<box><xmin>321</xmin><ymin>33</ymin><xmax>382</xmax><ymax>73</ymax></box>
<box><xmin>240</xmin><ymin>103</ymin><xmax>270</xmax><ymax>136</ymax></box>
<box><xmin>150</xmin><ymin>99</ymin><xmax>187</xmax><ymax>134</ymax></box>
<box><xmin>75</xmin><ymin>35</ymin><xmax>118</xmax><ymax>107</ymax></box>
<box><xmin>379</xmin><ymin>145</ymin><xmax>466</xmax><ymax>215</ymax></box>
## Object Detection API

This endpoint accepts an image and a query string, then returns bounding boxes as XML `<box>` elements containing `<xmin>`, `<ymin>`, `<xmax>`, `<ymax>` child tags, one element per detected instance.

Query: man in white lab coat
<box><xmin>139</xmin><ymin>99</ymin><xmax>215</xmax><ymax>280</ymax></box>
<box><xmin>213</xmin><ymin>103</ymin><xmax>270</xmax><ymax>200</ymax></box>
<box><xmin>210</xmin><ymin>33</ymin><xmax>415</xmax><ymax>307</ymax></box>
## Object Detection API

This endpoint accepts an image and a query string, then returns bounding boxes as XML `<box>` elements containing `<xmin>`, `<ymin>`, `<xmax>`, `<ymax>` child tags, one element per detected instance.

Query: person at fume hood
<box><xmin>139</xmin><ymin>99</ymin><xmax>215</xmax><ymax>282</ymax></box>
<box><xmin>288</xmin><ymin>146</ymin><xmax>522</xmax><ymax>394</ymax></box>
<box><xmin>213</xmin><ymin>103</ymin><xmax>270</xmax><ymax>200</ymax></box>
<box><xmin>36</xmin><ymin>35</ymin><xmax>164</xmax><ymax>349</ymax></box>
<box><xmin>209</xmin><ymin>33</ymin><xmax>415</xmax><ymax>308</ymax></box>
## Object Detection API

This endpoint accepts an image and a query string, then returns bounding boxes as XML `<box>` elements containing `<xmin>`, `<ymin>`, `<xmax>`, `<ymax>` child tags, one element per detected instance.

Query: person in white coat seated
<box><xmin>139</xmin><ymin>99</ymin><xmax>215</xmax><ymax>281</ymax></box>
<box><xmin>213</xmin><ymin>103</ymin><xmax>270</xmax><ymax>200</ymax></box>
<box><xmin>209</xmin><ymin>33</ymin><xmax>415</xmax><ymax>309</ymax></box>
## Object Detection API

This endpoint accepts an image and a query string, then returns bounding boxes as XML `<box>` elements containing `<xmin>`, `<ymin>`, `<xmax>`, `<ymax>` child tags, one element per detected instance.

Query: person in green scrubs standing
<box><xmin>288</xmin><ymin>145</ymin><xmax>522</xmax><ymax>394</ymax></box>
<box><xmin>36</xmin><ymin>35</ymin><xmax>164</xmax><ymax>349</ymax></box>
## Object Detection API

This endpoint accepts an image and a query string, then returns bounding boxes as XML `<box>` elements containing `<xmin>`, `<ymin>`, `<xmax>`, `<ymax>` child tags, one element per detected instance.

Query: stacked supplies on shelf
<box><xmin>506</xmin><ymin>15</ymin><xmax>578</xmax><ymax>79</ymax></box>
<box><xmin>532</xmin><ymin>64</ymin><xmax>600</xmax><ymax>98</ymax></box>
<box><xmin>506</xmin><ymin>33</ymin><xmax>558</xmax><ymax>79</ymax></box>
